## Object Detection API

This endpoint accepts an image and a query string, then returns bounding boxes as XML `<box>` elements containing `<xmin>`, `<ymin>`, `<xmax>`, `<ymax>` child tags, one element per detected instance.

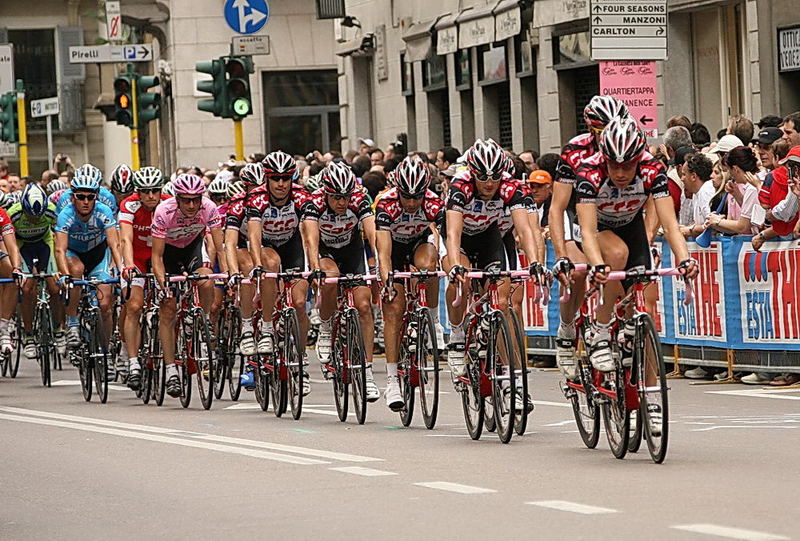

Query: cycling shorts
<box><xmin>319</xmin><ymin>235</ymin><xmax>367</xmax><ymax>276</ymax></box>
<box><xmin>163</xmin><ymin>234</ymin><xmax>209</xmax><ymax>276</ymax></box>
<box><xmin>20</xmin><ymin>240</ymin><xmax>57</xmax><ymax>274</ymax></box>
<box><xmin>598</xmin><ymin>212</ymin><xmax>652</xmax><ymax>289</ymax></box>
<box><xmin>502</xmin><ymin>231</ymin><xmax>519</xmax><ymax>271</ymax></box>
<box><xmin>390</xmin><ymin>234</ymin><xmax>435</xmax><ymax>274</ymax></box>
<box><xmin>459</xmin><ymin>225</ymin><xmax>506</xmax><ymax>272</ymax></box>
<box><xmin>262</xmin><ymin>229</ymin><xmax>306</xmax><ymax>272</ymax></box>
<box><xmin>67</xmin><ymin>241</ymin><xmax>113</xmax><ymax>281</ymax></box>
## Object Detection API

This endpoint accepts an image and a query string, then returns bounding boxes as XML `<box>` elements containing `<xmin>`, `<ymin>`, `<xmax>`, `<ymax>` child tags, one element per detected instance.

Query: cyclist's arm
<box><xmin>548</xmin><ymin>182</ymin><xmax>572</xmax><ymax>259</ymax></box>
<box><xmin>119</xmin><ymin>222</ymin><xmax>136</xmax><ymax>270</ymax></box>
<box><xmin>246</xmin><ymin>219</ymin><xmax>262</xmax><ymax>268</ymax></box>
<box><xmin>209</xmin><ymin>227</ymin><xmax>226</xmax><ymax>273</ymax></box>
<box><xmin>54</xmin><ymin>231</ymin><xmax>70</xmax><ymax>276</ymax></box>
<box><xmin>653</xmin><ymin>196</ymin><xmax>690</xmax><ymax>263</ymax></box>
<box><xmin>575</xmin><ymin>203</ymin><xmax>604</xmax><ymax>267</ymax></box>
<box><xmin>644</xmin><ymin>196</ymin><xmax>659</xmax><ymax>243</ymax></box>
<box><xmin>225</xmin><ymin>228</ymin><xmax>241</xmax><ymax>274</ymax></box>
<box><xmin>376</xmin><ymin>229</ymin><xmax>392</xmax><ymax>283</ymax></box>
<box><xmin>1</xmin><ymin>230</ymin><xmax>21</xmax><ymax>270</ymax></box>
<box><xmin>303</xmin><ymin>219</ymin><xmax>321</xmax><ymax>271</ymax></box>
<box><xmin>444</xmin><ymin>209</ymin><xmax>463</xmax><ymax>269</ymax></box>
<box><xmin>361</xmin><ymin>215</ymin><xmax>378</xmax><ymax>266</ymax></box>
<box><xmin>105</xmin><ymin>226</ymin><xmax>123</xmax><ymax>274</ymax></box>
<box><xmin>151</xmin><ymin>237</ymin><xmax>166</xmax><ymax>289</ymax></box>
<box><xmin>511</xmin><ymin>207</ymin><xmax>539</xmax><ymax>265</ymax></box>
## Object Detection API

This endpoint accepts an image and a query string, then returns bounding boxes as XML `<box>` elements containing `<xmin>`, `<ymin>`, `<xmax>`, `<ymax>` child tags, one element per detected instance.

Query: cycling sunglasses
<box><xmin>329</xmin><ymin>193</ymin><xmax>352</xmax><ymax>201</ymax></box>
<box><xmin>267</xmin><ymin>173</ymin><xmax>294</xmax><ymax>182</ymax></box>
<box><xmin>399</xmin><ymin>191</ymin><xmax>425</xmax><ymax>200</ymax></box>
<box><xmin>474</xmin><ymin>172</ymin><xmax>503</xmax><ymax>182</ymax></box>
<box><xmin>177</xmin><ymin>195</ymin><xmax>202</xmax><ymax>204</ymax></box>
<box><xmin>73</xmin><ymin>193</ymin><xmax>97</xmax><ymax>201</ymax></box>
<box><xmin>138</xmin><ymin>188</ymin><xmax>161</xmax><ymax>195</ymax></box>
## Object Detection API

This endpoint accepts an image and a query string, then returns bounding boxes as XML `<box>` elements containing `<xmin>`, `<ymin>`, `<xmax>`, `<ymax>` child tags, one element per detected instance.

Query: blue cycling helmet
<box><xmin>21</xmin><ymin>183</ymin><xmax>48</xmax><ymax>217</ymax></box>
<box><xmin>72</xmin><ymin>164</ymin><xmax>103</xmax><ymax>192</ymax></box>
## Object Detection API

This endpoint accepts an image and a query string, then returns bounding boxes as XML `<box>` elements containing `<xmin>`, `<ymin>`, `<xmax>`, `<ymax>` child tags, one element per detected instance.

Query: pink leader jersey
<box><xmin>151</xmin><ymin>196</ymin><xmax>222</xmax><ymax>248</ymax></box>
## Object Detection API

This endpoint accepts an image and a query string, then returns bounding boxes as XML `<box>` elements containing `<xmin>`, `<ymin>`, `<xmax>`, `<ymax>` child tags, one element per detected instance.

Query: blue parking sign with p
<box><xmin>224</xmin><ymin>0</ymin><xmax>270</xmax><ymax>35</ymax></box>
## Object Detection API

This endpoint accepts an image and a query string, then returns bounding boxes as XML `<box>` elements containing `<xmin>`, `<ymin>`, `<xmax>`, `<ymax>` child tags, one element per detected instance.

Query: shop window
<box><xmin>478</xmin><ymin>44</ymin><xmax>508</xmax><ymax>86</ymax></box>
<box><xmin>515</xmin><ymin>34</ymin><xmax>535</xmax><ymax>78</ymax></box>
<box><xmin>455</xmin><ymin>49</ymin><xmax>472</xmax><ymax>90</ymax></box>
<box><xmin>552</xmin><ymin>27</ymin><xmax>591</xmax><ymax>67</ymax></box>
<box><xmin>498</xmin><ymin>83</ymin><xmax>512</xmax><ymax>149</ymax></box>
<box><xmin>422</xmin><ymin>55</ymin><xmax>447</xmax><ymax>91</ymax></box>
<box><xmin>9</xmin><ymin>29</ymin><xmax>58</xmax><ymax>132</ymax></box>
<box><xmin>401</xmin><ymin>54</ymin><xmax>414</xmax><ymax>96</ymax></box>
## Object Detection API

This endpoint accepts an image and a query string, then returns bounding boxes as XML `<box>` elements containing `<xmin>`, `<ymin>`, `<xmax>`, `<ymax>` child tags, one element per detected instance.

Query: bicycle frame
<box><xmin>322</xmin><ymin>274</ymin><xmax>376</xmax><ymax>380</ymax></box>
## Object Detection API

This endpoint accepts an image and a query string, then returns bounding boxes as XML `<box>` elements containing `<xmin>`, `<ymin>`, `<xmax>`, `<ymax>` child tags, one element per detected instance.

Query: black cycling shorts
<box><xmin>319</xmin><ymin>236</ymin><xmax>367</xmax><ymax>276</ymax></box>
<box><xmin>599</xmin><ymin>212</ymin><xmax>652</xmax><ymax>289</ymax></box>
<box><xmin>502</xmin><ymin>231</ymin><xmax>518</xmax><ymax>271</ymax></box>
<box><xmin>460</xmin><ymin>224</ymin><xmax>506</xmax><ymax>272</ymax></box>
<box><xmin>263</xmin><ymin>229</ymin><xmax>306</xmax><ymax>271</ymax></box>
<box><xmin>163</xmin><ymin>234</ymin><xmax>207</xmax><ymax>275</ymax></box>
<box><xmin>390</xmin><ymin>235</ymin><xmax>434</xmax><ymax>272</ymax></box>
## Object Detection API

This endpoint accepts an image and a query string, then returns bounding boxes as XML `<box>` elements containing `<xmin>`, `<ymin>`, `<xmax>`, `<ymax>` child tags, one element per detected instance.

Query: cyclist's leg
<box><xmin>84</xmin><ymin>247</ymin><xmax>115</xmax><ymax>340</ymax></box>
<box><xmin>316</xmin><ymin>255</ymin><xmax>339</xmax><ymax>364</ymax></box>
<box><xmin>64</xmin><ymin>250</ymin><xmax>86</xmax><ymax>347</ymax></box>
<box><xmin>0</xmin><ymin>251</ymin><xmax>14</xmax><ymax>352</ymax></box>
<box><xmin>412</xmin><ymin>238</ymin><xmax>440</xmax><ymax>311</ymax></box>
<box><xmin>277</xmin><ymin>231</ymin><xmax>309</xmax><ymax>349</ymax></box>
<box><xmin>556</xmin><ymin>240</ymin><xmax>588</xmax><ymax>379</ymax></box>
<box><xmin>194</xmin><ymin>243</ymin><xmax>214</xmax><ymax>314</ymax></box>
<box><xmin>19</xmin><ymin>244</ymin><xmax>38</xmax><ymax>334</ymax></box>
<box><xmin>124</xmin><ymin>279</ymin><xmax>145</xmax><ymax>383</ymax></box>
<box><xmin>237</xmin><ymin>247</ymin><xmax>256</xmax><ymax>351</ymax></box>
<box><xmin>256</xmin><ymin>245</ymin><xmax>281</xmax><ymax>353</ymax></box>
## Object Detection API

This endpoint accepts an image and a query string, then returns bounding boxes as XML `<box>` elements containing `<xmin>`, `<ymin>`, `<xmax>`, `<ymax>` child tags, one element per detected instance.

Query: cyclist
<box><xmin>151</xmin><ymin>173</ymin><xmax>224</xmax><ymax>398</ymax></box>
<box><xmin>56</xmin><ymin>164</ymin><xmax>117</xmax><ymax>213</ymax></box>
<box><xmin>224</xmin><ymin>163</ymin><xmax>263</xmax><ymax>369</ymax></box>
<box><xmin>246</xmin><ymin>151</ymin><xmax>313</xmax><ymax>395</ymax></box>
<box><xmin>207</xmin><ymin>174</ymin><xmax>231</xmax><ymax>326</ymax></box>
<box><xmin>442</xmin><ymin>139</ymin><xmax>541</xmax><ymax>408</ymax></box>
<box><xmin>9</xmin><ymin>183</ymin><xmax>63</xmax><ymax>358</ymax></box>
<box><xmin>54</xmin><ymin>166</ymin><xmax>123</xmax><ymax>352</ymax></box>
<box><xmin>109</xmin><ymin>164</ymin><xmax>135</xmax><ymax>206</ymax></box>
<box><xmin>119</xmin><ymin>167</ymin><xmax>168</xmax><ymax>390</ymax></box>
<box><xmin>575</xmin><ymin>117</ymin><xmax>698</xmax><ymax>396</ymax></box>
<box><xmin>303</xmin><ymin>161</ymin><xmax>381</xmax><ymax>402</ymax></box>
<box><xmin>0</xmin><ymin>198</ymin><xmax>21</xmax><ymax>354</ymax></box>
<box><xmin>375</xmin><ymin>156</ymin><xmax>444</xmax><ymax>411</ymax></box>
<box><xmin>550</xmin><ymin>95</ymin><xmax>629</xmax><ymax>380</ymax></box>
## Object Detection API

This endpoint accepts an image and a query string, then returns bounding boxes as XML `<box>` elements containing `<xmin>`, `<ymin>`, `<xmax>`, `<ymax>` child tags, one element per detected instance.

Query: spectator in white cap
<box><xmin>708</xmin><ymin>134</ymin><xmax>744</xmax><ymax>157</ymax></box>
<box><xmin>358</xmin><ymin>137</ymin><xmax>375</xmax><ymax>155</ymax></box>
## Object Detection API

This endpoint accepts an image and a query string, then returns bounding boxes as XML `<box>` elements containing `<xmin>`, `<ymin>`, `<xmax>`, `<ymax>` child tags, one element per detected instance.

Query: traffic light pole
<box><xmin>15</xmin><ymin>80</ymin><xmax>28</xmax><ymax>177</ymax></box>
<box><xmin>130</xmin><ymin>76</ymin><xmax>140</xmax><ymax>170</ymax></box>
<box><xmin>233</xmin><ymin>119</ymin><xmax>244</xmax><ymax>161</ymax></box>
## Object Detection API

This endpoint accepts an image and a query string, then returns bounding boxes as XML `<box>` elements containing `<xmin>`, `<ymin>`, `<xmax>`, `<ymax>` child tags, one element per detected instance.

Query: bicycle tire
<box><xmin>139</xmin><ymin>313</ymin><xmax>152</xmax><ymax>405</ymax></box>
<box><xmin>37</xmin><ymin>304</ymin><xmax>52</xmax><ymax>387</ymax></box>
<box><xmin>490</xmin><ymin>313</ymin><xmax>516</xmax><ymax>444</ymax></box>
<box><xmin>602</xmin><ymin>351</ymin><xmax>630</xmax><ymax>459</ymax></box>
<box><xmin>570</xmin><ymin>327</ymin><xmax>601</xmax><ymax>449</ymax></box>
<box><xmin>398</xmin><ymin>338</ymin><xmax>414</xmax><ymax>427</ymax></box>
<box><xmin>227</xmin><ymin>308</ymin><xmax>244</xmax><ymax>401</ymax></box>
<box><xmin>91</xmin><ymin>315</ymin><xmax>109</xmax><ymax>404</ymax></box>
<box><xmin>284</xmin><ymin>309</ymin><xmax>304</xmax><ymax>420</ymax></box>
<box><xmin>8</xmin><ymin>309</ymin><xmax>22</xmax><ymax>378</ymax></box>
<box><xmin>347</xmin><ymin>310</ymin><xmax>368</xmax><ymax>425</ymax></box>
<box><xmin>461</xmin><ymin>358</ymin><xmax>484</xmax><ymax>440</ymax></box>
<box><xmin>151</xmin><ymin>312</ymin><xmax>166</xmax><ymax>406</ymax></box>
<box><xmin>417</xmin><ymin>307</ymin><xmax>440</xmax><ymax>430</ymax></box>
<box><xmin>192</xmin><ymin>310</ymin><xmax>215</xmax><ymax>410</ymax></box>
<box><xmin>78</xmin><ymin>348</ymin><xmax>92</xmax><ymax>401</ymax></box>
<box><xmin>269</xmin><ymin>316</ymin><xmax>288</xmax><ymax>417</ymax></box>
<box><xmin>484</xmin><ymin>397</ymin><xmax>496</xmax><ymax>432</ymax></box>
<box><xmin>179</xmin><ymin>361</ymin><xmax>192</xmax><ymax>408</ymax></box>
<box><xmin>213</xmin><ymin>304</ymin><xmax>231</xmax><ymax>400</ymax></box>
<box><xmin>510</xmin><ymin>308</ymin><xmax>529</xmax><ymax>436</ymax></box>
<box><xmin>637</xmin><ymin>313</ymin><xmax>669</xmax><ymax>463</ymax></box>
<box><xmin>628</xmin><ymin>407</ymin><xmax>643</xmax><ymax>453</ymax></box>
<box><xmin>332</xmin><ymin>319</ymin><xmax>349</xmax><ymax>422</ymax></box>
<box><xmin>255</xmin><ymin>358</ymin><xmax>270</xmax><ymax>412</ymax></box>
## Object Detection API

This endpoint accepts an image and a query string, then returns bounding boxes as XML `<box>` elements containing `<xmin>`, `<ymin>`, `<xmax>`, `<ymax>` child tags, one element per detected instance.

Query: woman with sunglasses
<box><xmin>151</xmin><ymin>173</ymin><xmax>225</xmax><ymax>398</ymax></box>
<box><xmin>303</xmin><ymin>161</ymin><xmax>381</xmax><ymax>402</ymax></box>
<box><xmin>118</xmin><ymin>167</ymin><xmax>168</xmax><ymax>390</ymax></box>
<box><xmin>54</xmin><ymin>166</ymin><xmax>123</xmax><ymax>352</ymax></box>
<box><xmin>375</xmin><ymin>156</ymin><xmax>445</xmax><ymax>411</ymax></box>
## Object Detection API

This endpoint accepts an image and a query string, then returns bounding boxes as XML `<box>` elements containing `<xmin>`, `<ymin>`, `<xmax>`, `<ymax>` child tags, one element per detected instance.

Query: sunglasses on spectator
<box><xmin>177</xmin><ymin>195</ymin><xmax>202</xmax><ymax>204</ymax></box>
<box><xmin>329</xmin><ymin>193</ymin><xmax>352</xmax><ymax>201</ymax></box>
<box><xmin>138</xmin><ymin>188</ymin><xmax>161</xmax><ymax>195</ymax></box>
<box><xmin>475</xmin><ymin>172</ymin><xmax>503</xmax><ymax>182</ymax></box>
<box><xmin>73</xmin><ymin>193</ymin><xmax>97</xmax><ymax>201</ymax></box>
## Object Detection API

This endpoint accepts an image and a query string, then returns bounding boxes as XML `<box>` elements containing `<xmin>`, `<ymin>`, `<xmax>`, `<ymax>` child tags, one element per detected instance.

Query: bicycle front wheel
<box><xmin>636</xmin><ymin>313</ymin><xmax>669</xmax><ymax>463</ymax></box>
<box><xmin>490</xmin><ymin>313</ymin><xmax>516</xmax><ymax>444</ymax></box>
<box><xmin>213</xmin><ymin>306</ymin><xmax>232</xmax><ymax>400</ymax></box>
<box><xmin>571</xmin><ymin>328</ymin><xmax>601</xmax><ymax>449</ymax></box>
<box><xmin>91</xmin><ymin>316</ymin><xmax>109</xmax><ymax>404</ymax></box>
<box><xmin>417</xmin><ymin>308</ymin><xmax>440</xmax><ymax>430</ymax></box>
<box><xmin>192</xmin><ymin>310</ymin><xmax>215</xmax><ymax>410</ymax></box>
<box><xmin>510</xmin><ymin>308</ymin><xmax>529</xmax><ymax>436</ymax></box>
<box><xmin>461</xmin><ymin>358</ymin><xmax>484</xmax><ymax>441</ymax></box>
<box><xmin>9</xmin><ymin>309</ymin><xmax>22</xmax><ymax>378</ymax></box>
<box><xmin>78</xmin><ymin>349</ymin><xmax>92</xmax><ymax>402</ymax></box>
<box><xmin>226</xmin><ymin>308</ymin><xmax>244</xmax><ymax>401</ymax></box>
<box><xmin>37</xmin><ymin>304</ymin><xmax>53</xmax><ymax>387</ymax></box>
<box><xmin>347</xmin><ymin>311</ymin><xmax>368</xmax><ymax>425</ymax></box>
<box><xmin>332</xmin><ymin>324</ymin><xmax>349</xmax><ymax>422</ymax></box>
<box><xmin>255</xmin><ymin>359</ymin><xmax>270</xmax><ymax>412</ymax></box>
<box><xmin>398</xmin><ymin>340</ymin><xmax>414</xmax><ymax>427</ymax></box>
<box><xmin>283</xmin><ymin>310</ymin><xmax>304</xmax><ymax>420</ymax></box>
<box><xmin>602</xmin><ymin>361</ymin><xmax>630</xmax><ymax>459</ymax></box>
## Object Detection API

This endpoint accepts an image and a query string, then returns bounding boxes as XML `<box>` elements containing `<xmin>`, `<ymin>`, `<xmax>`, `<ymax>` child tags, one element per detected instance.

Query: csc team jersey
<box><xmin>575</xmin><ymin>151</ymin><xmax>669</xmax><ymax>228</ymax></box>
<box><xmin>555</xmin><ymin>132</ymin><xmax>597</xmax><ymax>185</ymax></box>
<box><xmin>55</xmin><ymin>202</ymin><xmax>116</xmax><ymax>253</ymax></box>
<box><xmin>246</xmin><ymin>185</ymin><xmax>311</xmax><ymax>247</ymax></box>
<box><xmin>374</xmin><ymin>187</ymin><xmax>444</xmax><ymax>244</ymax></box>
<box><xmin>445</xmin><ymin>172</ymin><xmax>531</xmax><ymax>236</ymax></box>
<box><xmin>151</xmin><ymin>196</ymin><xmax>222</xmax><ymax>248</ymax></box>
<box><xmin>302</xmin><ymin>189</ymin><xmax>373</xmax><ymax>249</ymax></box>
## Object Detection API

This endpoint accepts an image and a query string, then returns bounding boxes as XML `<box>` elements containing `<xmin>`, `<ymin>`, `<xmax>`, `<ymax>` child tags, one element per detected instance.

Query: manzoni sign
<box><xmin>778</xmin><ymin>25</ymin><xmax>800</xmax><ymax>72</ymax></box>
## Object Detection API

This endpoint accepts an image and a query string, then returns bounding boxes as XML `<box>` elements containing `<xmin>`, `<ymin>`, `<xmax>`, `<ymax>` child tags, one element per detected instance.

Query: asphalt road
<box><xmin>0</xmin><ymin>353</ymin><xmax>797</xmax><ymax>541</ymax></box>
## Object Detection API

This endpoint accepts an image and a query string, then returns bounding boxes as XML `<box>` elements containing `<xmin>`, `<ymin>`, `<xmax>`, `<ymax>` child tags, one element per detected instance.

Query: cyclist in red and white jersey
<box><xmin>119</xmin><ymin>166</ymin><xmax>169</xmax><ymax>390</ymax></box>
<box><xmin>303</xmin><ymin>161</ymin><xmax>381</xmax><ymax>402</ymax></box>
<box><xmin>575</xmin><ymin>116</ymin><xmax>698</xmax><ymax>374</ymax></box>
<box><xmin>246</xmin><ymin>151</ymin><xmax>313</xmax><ymax>395</ymax></box>
<box><xmin>550</xmin><ymin>95</ymin><xmax>629</xmax><ymax>380</ymax></box>
<box><xmin>443</xmin><ymin>139</ymin><xmax>542</xmax><ymax>395</ymax></box>
<box><xmin>375</xmin><ymin>156</ymin><xmax>444</xmax><ymax>411</ymax></box>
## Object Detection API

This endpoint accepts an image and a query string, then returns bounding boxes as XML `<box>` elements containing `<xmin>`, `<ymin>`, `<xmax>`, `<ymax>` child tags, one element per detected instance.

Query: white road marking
<box><xmin>533</xmin><ymin>400</ymin><xmax>571</xmax><ymax>408</ymax></box>
<box><xmin>707</xmin><ymin>389</ymin><xmax>800</xmax><ymax>401</ymax></box>
<box><xmin>526</xmin><ymin>500</ymin><xmax>618</xmax><ymax>515</ymax></box>
<box><xmin>543</xmin><ymin>420</ymin><xmax>576</xmax><ymax>427</ymax></box>
<box><xmin>51</xmin><ymin>380</ymin><xmax>128</xmax><ymax>391</ymax></box>
<box><xmin>414</xmin><ymin>482</ymin><xmax>496</xmax><ymax>494</ymax></box>
<box><xmin>671</xmin><ymin>524</ymin><xmax>789</xmax><ymax>541</ymax></box>
<box><xmin>0</xmin><ymin>412</ymin><xmax>327</xmax><ymax>465</ymax></box>
<box><xmin>304</xmin><ymin>408</ymin><xmax>345</xmax><ymax>417</ymax></box>
<box><xmin>0</xmin><ymin>406</ymin><xmax>380</xmax><ymax>462</ymax></box>
<box><xmin>223</xmin><ymin>403</ymin><xmax>334</xmax><ymax>410</ymax></box>
<box><xmin>691</xmin><ymin>426</ymin><xmax>796</xmax><ymax>432</ymax></box>
<box><xmin>329</xmin><ymin>466</ymin><xmax>397</xmax><ymax>477</ymax></box>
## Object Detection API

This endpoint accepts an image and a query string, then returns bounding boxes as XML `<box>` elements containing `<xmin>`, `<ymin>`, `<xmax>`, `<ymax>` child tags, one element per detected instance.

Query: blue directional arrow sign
<box><xmin>224</xmin><ymin>0</ymin><xmax>269</xmax><ymax>35</ymax></box>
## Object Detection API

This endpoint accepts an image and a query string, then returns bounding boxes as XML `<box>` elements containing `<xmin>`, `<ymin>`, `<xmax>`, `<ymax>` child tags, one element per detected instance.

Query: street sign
<box><xmin>599</xmin><ymin>60</ymin><xmax>659</xmax><ymax>138</ymax></box>
<box><xmin>224</xmin><ymin>0</ymin><xmax>270</xmax><ymax>35</ymax></box>
<box><xmin>0</xmin><ymin>44</ymin><xmax>14</xmax><ymax>95</ymax></box>
<box><xmin>590</xmin><ymin>0</ymin><xmax>668</xmax><ymax>61</ymax></box>
<box><xmin>231</xmin><ymin>35</ymin><xmax>270</xmax><ymax>56</ymax></box>
<box><xmin>0</xmin><ymin>141</ymin><xmax>16</xmax><ymax>158</ymax></box>
<box><xmin>30</xmin><ymin>96</ymin><xmax>59</xmax><ymax>118</ymax></box>
<box><xmin>106</xmin><ymin>1</ymin><xmax>122</xmax><ymax>42</ymax></box>
<box><xmin>68</xmin><ymin>44</ymin><xmax>153</xmax><ymax>64</ymax></box>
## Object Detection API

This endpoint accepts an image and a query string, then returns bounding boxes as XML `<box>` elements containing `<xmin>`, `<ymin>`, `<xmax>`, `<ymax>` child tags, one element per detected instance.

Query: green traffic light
<box><xmin>232</xmin><ymin>98</ymin><xmax>251</xmax><ymax>116</ymax></box>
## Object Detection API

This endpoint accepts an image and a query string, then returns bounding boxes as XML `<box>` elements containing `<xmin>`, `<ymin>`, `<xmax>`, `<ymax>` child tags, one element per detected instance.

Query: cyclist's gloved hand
<box><xmin>249</xmin><ymin>266</ymin><xmax>263</xmax><ymax>280</ymax></box>
<box><xmin>122</xmin><ymin>266</ymin><xmax>137</xmax><ymax>282</ymax></box>
<box><xmin>58</xmin><ymin>275</ymin><xmax>72</xmax><ymax>289</ymax></box>
<box><xmin>227</xmin><ymin>272</ymin><xmax>242</xmax><ymax>288</ymax></box>
<box><xmin>678</xmin><ymin>257</ymin><xmax>699</xmax><ymax>281</ymax></box>
<box><xmin>368</xmin><ymin>264</ymin><xmax>380</xmax><ymax>279</ymax></box>
<box><xmin>11</xmin><ymin>266</ymin><xmax>24</xmax><ymax>284</ymax></box>
<box><xmin>448</xmin><ymin>264</ymin><xmax>466</xmax><ymax>283</ymax></box>
<box><xmin>588</xmin><ymin>264</ymin><xmax>610</xmax><ymax>287</ymax></box>
<box><xmin>528</xmin><ymin>262</ymin><xmax>544</xmax><ymax>284</ymax></box>
<box><xmin>552</xmin><ymin>257</ymin><xmax>575</xmax><ymax>285</ymax></box>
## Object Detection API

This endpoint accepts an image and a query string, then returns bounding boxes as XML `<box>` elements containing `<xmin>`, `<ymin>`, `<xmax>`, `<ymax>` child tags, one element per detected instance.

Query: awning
<box><xmin>494</xmin><ymin>0</ymin><xmax>521</xmax><ymax>41</ymax></box>
<box><xmin>402</xmin><ymin>17</ymin><xmax>440</xmax><ymax>62</ymax></box>
<box><xmin>532</xmin><ymin>0</ymin><xmax>589</xmax><ymax>28</ymax></box>
<box><xmin>435</xmin><ymin>12</ymin><xmax>459</xmax><ymax>55</ymax></box>
<box><xmin>457</xmin><ymin>5</ymin><xmax>495</xmax><ymax>48</ymax></box>
<box><xmin>335</xmin><ymin>35</ymin><xmax>375</xmax><ymax>57</ymax></box>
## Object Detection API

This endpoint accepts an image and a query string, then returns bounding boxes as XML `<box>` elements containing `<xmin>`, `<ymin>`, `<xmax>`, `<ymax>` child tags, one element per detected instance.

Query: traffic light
<box><xmin>225</xmin><ymin>56</ymin><xmax>253</xmax><ymax>119</ymax></box>
<box><xmin>196</xmin><ymin>58</ymin><xmax>226</xmax><ymax>117</ymax></box>
<box><xmin>137</xmin><ymin>74</ymin><xmax>161</xmax><ymax>124</ymax></box>
<box><xmin>0</xmin><ymin>92</ymin><xmax>17</xmax><ymax>143</ymax></box>
<box><xmin>114</xmin><ymin>73</ymin><xmax>134</xmax><ymax>127</ymax></box>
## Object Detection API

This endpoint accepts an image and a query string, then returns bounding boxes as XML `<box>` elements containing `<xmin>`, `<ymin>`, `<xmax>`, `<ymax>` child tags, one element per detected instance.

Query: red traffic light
<box><xmin>116</xmin><ymin>94</ymin><xmax>130</xmax><ymax>109</ymax></box>
<box><xmin>225</xmin><ymin>59</ymin><xmax>247</xmax><ymax>77</ymax></box>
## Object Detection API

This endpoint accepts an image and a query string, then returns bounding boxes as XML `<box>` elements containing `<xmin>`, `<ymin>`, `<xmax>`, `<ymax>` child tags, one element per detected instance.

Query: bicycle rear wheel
<box><xmin>602</xmin><ymin>360</ymin><xmax>630</xmax><ymax>459</ymax></box>
<box><xmin>570</xmin><ymin>328</ymin><xmax>601</xmax><ymax>449</ymax></box>
<box><xmin>78</xmin><ymin>349</ymin><xmax>92</xmax><ymax>401</ymax></box>
<box><xmin>269</xmin><ymin>353</ymin><xmax>288</xmax><ymax>417</ymax></box>
<box><xmin>628</xmin><ymin>407</ymin><xmax>643</xmax><ymax>453</ymax></box>
<box><xmin>151</xmin><ymin>314</ymin><xmax>166</xmax><ymax>406</ymax></box>
<box><xmin>461</xmin><ymin>357</ymin><xmax>484</xmax><ymax>441</ymax></box>
<box><xmin>510</xmin><ymin>308</ymin><xmax>529</xmax><ymax>436</ymax></box>
<box><xmin>91</xmin><ymin>316</ymin><xmax>109</xmax><ymax>404</ymax></box>
<box><xmin>213</xmin><ymin>306</ymin><xmax>231</xmax><ymax>400</ymax></box>
<box><xmin>636</xmin><ymin>313</ymin><xmax>669</xmax><ymax>463</ymax></box>
<box><xmin>417</xmin><ymin>308</ymin><xmax>439</xmax><ymax>430</ymax></box>
<box><xmin>193</xmin><ymin>311</ymin><xmax>215</xmax><ymax>411</ymax></box>
<box><xmin>284</xmin><ymin>310</ymin><xmax>304</xmax><ymax>420</ymax></box>
<box><xmin>347</xmin><ymin>311</ymin><xmax>368</xmax><ymax>425</ymax></box>
<box><xmin>179</xmin><ymin>361</ymin><xmax>192</xmax><ymax>408</ymax></box>
<box><xmin>490</xmin><ymin>313</ymin><xmax>516</xmax><ymax>444</ymax></box>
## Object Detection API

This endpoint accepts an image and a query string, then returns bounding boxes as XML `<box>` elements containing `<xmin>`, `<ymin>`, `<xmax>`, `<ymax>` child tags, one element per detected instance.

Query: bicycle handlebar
<box><xmin>168</xmin><ymin>273</ymin><xmax>228</xmax><ymax>283</ymax></box>
<box><xmin>71</xmin><ymin>278</ymin><xmax>120</xmax><ymax>286</ymax></box>
<box><xmin>323</xmin><ymin>273</ymin><xmax>378</xmax><ymax>285</ymax></box>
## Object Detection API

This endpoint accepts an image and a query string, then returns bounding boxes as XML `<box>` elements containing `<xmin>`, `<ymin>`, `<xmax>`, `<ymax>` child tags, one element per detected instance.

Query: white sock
<box><xmin>166</xmin><ymin>363</ymin><xmax>178</xmax><ymax>378</ymax></box>
<box><xmin>431</xmin><ymin>311</ymin><xmax>440</xmax><ymax>323</ymax></box>
<box><xmin>261</xmin><ymin>320</ymin><xmax>273</xmax><ymax>334</ymax></box>
<box><xmin>120</xmin><ymin>342</ymin><xmax>129</xmax><ymax>358</ymax></box>
<box><xmin>558</xmin><ymin>320</ymin><xmax>576</xmax><ymax>339</ymax></box>
<box><xmin>242</xmin><ymin>318</ymin><xmax>253</xmax><ymax>333</ymax></box>
<box><xmin>0</xmin><ymin>318</ymin><xmax>8</xmax><ymax>334</ymax></box>
<box><xmin>387</xmin><ymin>363</ymin><xmax>398</xmax><ymax>377</ymax></box>
<box><xmin>128</xmin><ymin>357</ymin><xmax>140</xmax><ymax>371</ymax></box>
<box><xmin>320</xmin><ymin>318</ymin><xmax>332</xmax><ymax>332</ymax></box>
<box><xmin>450</xmin><ymin>325</ymin><xmax>465</xmax><ymax>343</ymax></box>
